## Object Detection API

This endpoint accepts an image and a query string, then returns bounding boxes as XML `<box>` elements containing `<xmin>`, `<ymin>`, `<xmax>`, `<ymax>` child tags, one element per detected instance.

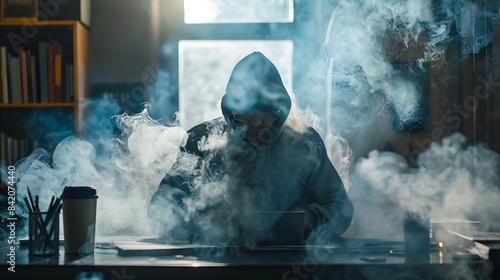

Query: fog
<box><xmin>291</xmin><ymin>0</ymin><xmax>500</xmax><ymax>239</ymax></box>
<box><xmin>1</xmin><ymin>0</ymin><xmax>499</xmax><ymax>248</ymax></box>
<box><xmin>349</xmin><ymin>133</ymin><xmax>500</xmax><ymax>241</ymax></box>
<box><xmin>2</xmin><ymin>104</ymin><xmax>187</xmax><ymax>237</ymax></box>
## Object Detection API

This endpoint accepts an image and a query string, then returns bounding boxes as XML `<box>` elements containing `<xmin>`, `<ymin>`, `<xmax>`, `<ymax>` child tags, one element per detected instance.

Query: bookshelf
<box><xmin>0</xmin><ymin>20</ymin><xmax>89</xmax><ymax>164</ymax></box>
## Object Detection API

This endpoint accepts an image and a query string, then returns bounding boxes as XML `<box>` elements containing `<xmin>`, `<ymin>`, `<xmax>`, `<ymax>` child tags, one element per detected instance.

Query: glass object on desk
<box><xmin>29</xmin><ymin>211</ymin><xmax>60</xmax><ymax>256</ymax></box>
<box><xmin>404</xmin><ymin>213</ymin><xmax>430</xmax><ymax>263</ymax></box>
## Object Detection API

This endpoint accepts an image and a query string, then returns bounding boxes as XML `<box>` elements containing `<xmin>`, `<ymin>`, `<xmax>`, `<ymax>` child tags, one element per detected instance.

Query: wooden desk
<box><xmin>1</xmin><ymin>236</ymin><xmax>497</xmax><ymax>280</ymax></box>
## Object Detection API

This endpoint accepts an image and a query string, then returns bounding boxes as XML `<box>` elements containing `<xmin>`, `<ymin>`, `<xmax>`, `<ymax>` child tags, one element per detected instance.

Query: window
<box><xmin>184</xmin><ymin>0</ymin><xmax>294</xmax><ymax>24</ymax></box>
<box><xmin>178</xmin><ymin>40</ymin><xmax>293</xmax><ymax>129</ymax></box>
<box><xmin>175</xmin><ymin>0</ymin><xmax>296</xmax><ymax>129</ymax></box>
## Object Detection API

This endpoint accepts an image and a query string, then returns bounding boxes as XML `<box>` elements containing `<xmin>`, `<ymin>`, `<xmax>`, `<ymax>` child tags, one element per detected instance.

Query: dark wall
<box><xmin>89</xmin><ymin>0</ymin><xmax>155</xmax><ymax>85</ymax></box>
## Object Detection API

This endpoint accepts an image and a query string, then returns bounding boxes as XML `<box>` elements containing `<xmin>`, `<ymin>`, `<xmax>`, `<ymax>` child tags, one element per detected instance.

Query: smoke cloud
<box><xmin>288</xmin><ymin>0</ymin><xmax>500</xmax><ymax>240</ymax></box>
<box><xmin>1</xmin><ymin>0</ymin><xmax>499</xmax><ymax>250</ymax></box>
<box><xmin>295</xmin><ymin>0</ymin><xmax>499</xmax><ymax>157</ymax></box>
<box><xmin>1</xmin><ymin>101</ymin><xmax>187</xmax><ymax>238</ymax></box>
<box><xmin>349</xmin><ymin>133</ymin><xmax>500</xmax><ymax>240</ymax></box>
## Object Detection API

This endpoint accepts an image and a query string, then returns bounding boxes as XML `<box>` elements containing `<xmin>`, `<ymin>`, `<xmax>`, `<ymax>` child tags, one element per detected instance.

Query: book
<box><xmin>0</xmin><ymin>132</ymin><xmax>5</xmax><ymax>161</ymax></box>
<box><xmin>47</xmin><ymin>42</ymin><xmax>55</xmax><ymax>103</ymax></box>
<box><xmin>0</xmin><ymin>47</ymin><xmax>6</xmax><ymax>103</ymax></box>
<box><xmin>38</xmin><ymin>42</ymin><xmax>48</xmax><ymax>103</ymax></box>
<box><xmin>12</xmin><ymin>137</ymin><xmax>17</xmax><ymax>164</ymax></box>
<box><xmin>0</xmin><ymin>46</ymin><xmax>8</xmax><ymax>103</ymax></box>
<box><xmin>7</xmin><ymin>137</ymin><xmax>13</xmax><ymax>163</ymax></box>
<box><xmin>66</xmin><ymin>63</ymin><xmax>73</xmax><ymax>102</ymax></box>
<box><xmin>9</xmin><ymin>54</ymin><xmax>22</xmax><ymax>103</ymax></box>
<box><xmin>30</xmin><ymin>53</ymin><xmax>38</xmax><ymax>103</ymax></box>
<box><xmin>19</xmin><ymin>48</ymin><xmax>29</xmax><ymax>103</ymax></box>
<box><xmin>26</xmin><ymin>50</ymin><xmax>33</xmax><ymax>103</ymax></box>
<box><xmin>54</xmin><ymin>44</ymin><xmax>62</xmax><ymax>102</ymax></box>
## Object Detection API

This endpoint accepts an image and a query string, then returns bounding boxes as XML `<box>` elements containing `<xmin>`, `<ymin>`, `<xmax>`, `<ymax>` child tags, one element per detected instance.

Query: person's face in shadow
<box><xmin>232</xmin><ymin>109</ymin><xmax>281</xmax><ymax>146</ymax></box>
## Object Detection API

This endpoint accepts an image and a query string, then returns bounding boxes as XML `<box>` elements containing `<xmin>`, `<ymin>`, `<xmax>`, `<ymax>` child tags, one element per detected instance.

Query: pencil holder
<box><xmin>29</xmin><ymin>211</ymin><xmax>60</xmax><ymax>256</ymax></box>
<box><xmin>404</xmin><ymin>215</ymin><xmax>430</xmax><ymax>263</ymax></box>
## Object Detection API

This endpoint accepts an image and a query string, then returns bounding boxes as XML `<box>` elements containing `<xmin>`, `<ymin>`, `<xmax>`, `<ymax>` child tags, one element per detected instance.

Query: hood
<box><xmin>221</xmin><ymin>52</ymin><xmax>291</xmax><ymax>130</ymax></box>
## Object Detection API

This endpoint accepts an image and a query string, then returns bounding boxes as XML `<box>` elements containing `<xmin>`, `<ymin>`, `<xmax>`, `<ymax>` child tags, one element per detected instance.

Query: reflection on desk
<box><xmin>1</xmin><ymin>236</ymin><xmax>498</xmax><ymax>280</ymax></box>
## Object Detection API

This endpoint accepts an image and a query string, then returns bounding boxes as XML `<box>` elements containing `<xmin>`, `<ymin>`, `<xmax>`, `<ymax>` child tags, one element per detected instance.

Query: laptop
<box><xmin>113</xmin><ymin>210</ymin><xmax>306</xmax><ymax>256</ymax></box>
<box><xmin>230</xmin><ymin>210</ymin><xmax>306</xmax><ymax>246</ymax></box>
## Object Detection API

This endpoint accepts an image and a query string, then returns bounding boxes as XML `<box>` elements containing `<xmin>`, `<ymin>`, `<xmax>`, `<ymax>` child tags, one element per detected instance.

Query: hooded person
<box><xmin>148</xmin><ymin>52</ymin><xmax>354</xmax><ymax>244</ymax></box>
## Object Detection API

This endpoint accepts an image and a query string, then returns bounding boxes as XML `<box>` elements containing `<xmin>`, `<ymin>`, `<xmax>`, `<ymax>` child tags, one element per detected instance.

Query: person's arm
<box><xmin>148</xmin><ymin>171</ymin><xmax>194</xmax><ymax>241</ymax></box>
<box><xmin>147</xmin><ymin>120</ymin><xmax>215</xmax><ymax>241</ymax></box>
<box><xmin>299</xmin><ymin>132</ymin><xmax>354</xmax><ymax>240</ymax></box>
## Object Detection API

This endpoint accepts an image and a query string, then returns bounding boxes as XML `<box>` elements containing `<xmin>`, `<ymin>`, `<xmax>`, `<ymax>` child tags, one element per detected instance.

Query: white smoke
<box><xmin>295</xmin><ymin>0</ymin><xmax>499</xmax><ymax>157</ymax></box>
<box><xmin>349</xmin><ymin>133</ymin><xmax>500</xmax><ymax>240</ymax></box>
<box><xmin>287</xmin><ymin>0</ymin><xmax>500</xmax><ymax>241</ymax></box>
<box><xmin>2</xmin><ymin>106</ymin><xmax>187</xmax><ymax>237</ymax></box>
<box><xmin>2</xmin><ymin>0</ymin><xmax>499</xmax><ymax>247</ymax></box>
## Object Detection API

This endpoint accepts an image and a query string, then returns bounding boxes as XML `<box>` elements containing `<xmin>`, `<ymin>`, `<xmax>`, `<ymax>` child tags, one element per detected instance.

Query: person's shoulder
<box><xmin>282</xmin><ymin>124</ymin><xmax>323</xmax><ymax>142</ymax></box>
<box><xmin>187</xmin><ymin>117</ymin><xmax>225</xmax><ymax>138</ymax></box>
<box><xmin>304</xmin><ymin>126</ymin><xmax>323</xmax><ymax>140</ymax></box>
<box><xmin>302</xmin><ymin>127</ymin><xmax>327</xmax><ymax>152</ymax></box>
<box><xmin>277</xmin><ymin>125</ymin><xmax>327</xmax><ymax>156</ymax></box>
<box><xmin>185</xmin><ymin>117</ymin><xmax>226</xmax><ymax>154</ymax></box>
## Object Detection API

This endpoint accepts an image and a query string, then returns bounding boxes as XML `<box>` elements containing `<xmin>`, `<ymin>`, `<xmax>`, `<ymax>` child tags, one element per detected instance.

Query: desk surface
<box><xmin>1</xmin><ymin>236</ymin><xmax>497</xmax><ymax>280</ymax></box>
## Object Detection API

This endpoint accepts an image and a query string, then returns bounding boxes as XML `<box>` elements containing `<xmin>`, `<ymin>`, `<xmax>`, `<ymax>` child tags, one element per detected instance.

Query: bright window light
<box><xmin>184</xmin><ymin>0</ymin><xmax>294</xmax><ymax>24</ymax></box>
<box><xmin>178</xmin><ymin>40</ymin><xmax>294</xmax><ymax>129</ymax></box>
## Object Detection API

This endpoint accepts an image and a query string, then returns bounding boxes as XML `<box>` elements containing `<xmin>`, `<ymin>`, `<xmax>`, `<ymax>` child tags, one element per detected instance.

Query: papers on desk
<box><xmin>112</xmin><ymin>241</ymin><xmax>336</xmax><ymax>256</ymax></box>
<box><xmin>113</xmin><ymin>241</ymin><xmax>230</xmax><ymax>256</ymax></box>
<box><xmin>452</xmin><ymin>231</ymin><xmax>500</xmax><ymax>243</ymax></box>
<box><xmin>244</xmin><ymin>244</ymin><xmax>340</xmax><ymax>252</ymax></box>
<box><xmin>18</xmin><ymin>237</ymin><xmax>64</xmax><ymax>246</ymax></box>
<box><xmin>111</xmin><ymin>237</ymin><xmax>342</xmax><ymax>256</ymax></box>
<box><xmin>448</xmin><ymin>230</ymin><xmax>500</xmax><ymax>261</ymax></box>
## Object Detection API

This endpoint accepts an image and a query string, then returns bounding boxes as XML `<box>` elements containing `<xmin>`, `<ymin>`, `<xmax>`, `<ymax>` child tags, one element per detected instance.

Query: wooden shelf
<box><xmin>0</xmin><ymin>20</ymin><xmax>82</xmax><ymax>27</ymax></box>
<box><xmin>0</xmin><ymin>20</ymin><xmax>89</xmax><ymax>163</ymax></box>
<box><xmin>0</xmin><ymin>103</ymin><xmax>77</xmax><ymax>108</ymax></box>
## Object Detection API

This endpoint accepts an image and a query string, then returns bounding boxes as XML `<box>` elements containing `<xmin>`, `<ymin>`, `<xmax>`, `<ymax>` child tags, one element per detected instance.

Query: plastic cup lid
<box><xmin>61</xmin><ymin>186</ymin><xmax>99</xmax><ymax>199</ymax></box>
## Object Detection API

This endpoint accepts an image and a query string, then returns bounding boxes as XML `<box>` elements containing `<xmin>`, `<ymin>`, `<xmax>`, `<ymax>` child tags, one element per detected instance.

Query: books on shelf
<box><xmin>0</xmin><ymin>41</ymin><xmax>74</xmax><ymax>104</ymax></box>
<box><xmin>1</xmin><ymin>21</ymin><xmax>87</xmax><ymax>164</ymax></box>
<box><xmin>0</xmin><ymin>131</ymin><xmax>41</xmax><ymax>165</ymax></box>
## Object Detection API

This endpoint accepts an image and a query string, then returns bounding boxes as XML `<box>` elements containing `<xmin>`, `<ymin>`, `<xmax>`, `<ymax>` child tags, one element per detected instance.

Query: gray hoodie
<box><xmin>148</xmin><ymin>52</ymin><xmax>353</xmax><ymax>244</ymax></box>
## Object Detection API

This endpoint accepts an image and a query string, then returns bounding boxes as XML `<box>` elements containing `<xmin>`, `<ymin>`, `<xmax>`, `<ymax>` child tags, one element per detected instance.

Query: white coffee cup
<box><xmin>61</xmin><ymin>186</ymin><xmax>98</xmax><ymax>255</ymax></box>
